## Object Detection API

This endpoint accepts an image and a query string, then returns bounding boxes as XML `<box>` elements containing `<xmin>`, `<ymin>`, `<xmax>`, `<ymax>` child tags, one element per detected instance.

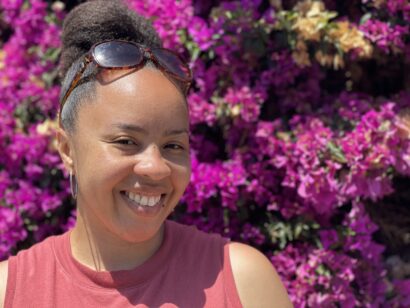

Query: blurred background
<box><xmin>0</xmin><ymin>0</ymin><xmax>409</xmax><ymax>306</ymax></box>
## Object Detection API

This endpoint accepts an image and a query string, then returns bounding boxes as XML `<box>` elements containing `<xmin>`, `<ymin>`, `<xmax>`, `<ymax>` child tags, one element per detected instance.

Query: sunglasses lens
<box><xmin>93</xmin><ymin>41</ymin><xmax>143</xmax><ymax>67</ymax></box>
<box><xmin>152</xmin><ymin>48</ymin><xmax>191</xmax><ymax>81</ymax></box>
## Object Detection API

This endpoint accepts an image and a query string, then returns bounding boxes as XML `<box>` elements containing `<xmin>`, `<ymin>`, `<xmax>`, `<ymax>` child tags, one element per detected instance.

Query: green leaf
<box><xmin>360</xmin><ymin>13</ymin><xmax>372</xmax><ymax>25</ymax></box>
<box><xmin>379</xmin><ymin>120</ymin><xmax>391</xmax><ymax>132</ymax></box>
<box><xmin>327</xmin><ymin>141</ymin><xmax>347</xmax><ymax>164</ymax></box>
<box><xmin>294</xmin><ymin>223</ymin><xmax>303</xmax><ymax>238</ymax></box>
<box><xmin>43</xmin><ymin>47</ymin><xmax>61</xmax><ymax>62</ymax></box>
<box><xmin>316</xmin><ymin>264</ymin><xmax>331</xmax><ymax>277</ymax></box>
<box><xmin>177</xmin><ymin>29</ymin><xmax>187</xmax><ymax>44</ymax></box>
<box><xmin>327</xmin><ymin>11</ymin><xmax>338</xmax><ymax>20</ymax></box>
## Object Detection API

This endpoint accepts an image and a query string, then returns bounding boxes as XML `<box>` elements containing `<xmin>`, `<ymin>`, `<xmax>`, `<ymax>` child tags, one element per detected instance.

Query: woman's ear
<box><xmin>56</xmin><ymin>127</ymin><xmax>75</xmax><ymax>173</ymax></box>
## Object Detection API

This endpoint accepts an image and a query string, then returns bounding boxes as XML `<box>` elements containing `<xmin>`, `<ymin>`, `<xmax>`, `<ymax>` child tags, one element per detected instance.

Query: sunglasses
<box><xmin>59</xmin><ymin>40</ymin><xmax>192</xmax><ymax>115</ymax></box>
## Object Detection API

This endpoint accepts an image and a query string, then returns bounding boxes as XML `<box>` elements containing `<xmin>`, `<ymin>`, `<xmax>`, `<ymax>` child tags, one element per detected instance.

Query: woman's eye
<box><xmin>165</xmin><ymin>143</ymin><xmax>184</xmax><ymax>150</ymax></box>
<box><xmin>115</xmin><ymin>139</ymin><xmax>136</xmax><ymax>146</ymax></box>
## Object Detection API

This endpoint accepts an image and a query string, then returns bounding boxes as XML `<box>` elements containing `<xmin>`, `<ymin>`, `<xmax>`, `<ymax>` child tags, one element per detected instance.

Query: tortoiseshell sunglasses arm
<box><xmin>59</xmin><ymin>55</ymin><xmax>93</xmax><ymax>114</ymax></box>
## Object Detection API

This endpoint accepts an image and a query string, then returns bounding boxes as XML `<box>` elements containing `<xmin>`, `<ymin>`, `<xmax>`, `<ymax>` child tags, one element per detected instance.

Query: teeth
<box><xmin>148</xmin><ymin>197</ymin><xmax>156</xmax><ymax>206</ymax></box>
<box><xmin>125</xmin><ymin>192</ymin><xmax>161</xmax><ymax>207</ymax></box>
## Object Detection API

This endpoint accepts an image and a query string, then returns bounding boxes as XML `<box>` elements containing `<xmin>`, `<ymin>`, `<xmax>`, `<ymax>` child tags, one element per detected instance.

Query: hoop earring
<box><xmin>70</xmin><ymin>172</ymin><xmax>78</xmax><ymax>199</ymax></box>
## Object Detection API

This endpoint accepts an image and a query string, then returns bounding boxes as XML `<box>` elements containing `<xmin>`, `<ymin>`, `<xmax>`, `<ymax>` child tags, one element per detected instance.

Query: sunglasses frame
<box><xmin>59</xmin><ymin>40</ymin><xmax>192</xmax><ymax>119</ymax></box>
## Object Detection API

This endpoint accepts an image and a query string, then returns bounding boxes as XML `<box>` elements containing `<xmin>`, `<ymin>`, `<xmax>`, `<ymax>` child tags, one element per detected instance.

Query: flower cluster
<box><xmin>129</xmin><ymin>0</ymin><xmax>194</xmax><ymax>51</ymax></box>
<box><xmin>0</xmin><ymin>0</ymin><xmax>69</xmax><ymax>255</ymax></box>
<box><xmin>0</xmin><ymin>0</ymin><xmax>409</xmax><ymax>306</ymax></box>
<box><xmin>277</xmin><ymin>0</ymin><xmax>373</xmax><ymax>69</ymax></box>
<box><xmin>364</xmin><ymin>0</ymin><xmax>410</xmax><ymax>22</ymax></box>
<box><xmin>272</xmin><ymin>244</ymin><xmax>358</xmax><ymax>307</ymax></box>
<box><xmin>360</xmin><ymin>19</ymin><xmax>408</xmax><ymax>54</ymax></box>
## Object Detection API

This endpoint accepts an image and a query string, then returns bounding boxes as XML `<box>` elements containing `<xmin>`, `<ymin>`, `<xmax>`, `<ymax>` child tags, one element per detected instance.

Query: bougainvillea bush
<box><xmin>0</xmin><ymin>0</ymin><xmax>409</xmax><ymax>306</ymax></box>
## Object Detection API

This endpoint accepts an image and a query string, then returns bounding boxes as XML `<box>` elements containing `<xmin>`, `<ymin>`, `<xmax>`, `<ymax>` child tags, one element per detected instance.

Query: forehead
<box><xmin>78</xmin><ymin>67</ymin><xmax>189</xmax><ymax>132</ymax></box>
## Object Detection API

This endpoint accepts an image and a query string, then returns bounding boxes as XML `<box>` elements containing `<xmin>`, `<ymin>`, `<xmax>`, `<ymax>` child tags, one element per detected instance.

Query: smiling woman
<box><xmin>0</xmin><ymin>1</ymin><xmax>291</xmax><ymax>307</ymax></box>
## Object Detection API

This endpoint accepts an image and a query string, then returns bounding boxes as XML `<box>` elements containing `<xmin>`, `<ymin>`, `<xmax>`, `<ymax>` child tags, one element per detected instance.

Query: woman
<box><xmin>0</xmin><ymin>1</ymin><xmax>292</xmax><ymax>307</ymax></box>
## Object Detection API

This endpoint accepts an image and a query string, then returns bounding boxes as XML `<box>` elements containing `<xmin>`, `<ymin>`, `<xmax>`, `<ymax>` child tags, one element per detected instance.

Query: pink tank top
<box><xmin>4</xmin><ymin>220</ymin><xmax>242</xmax><ymax>308</ymax></box>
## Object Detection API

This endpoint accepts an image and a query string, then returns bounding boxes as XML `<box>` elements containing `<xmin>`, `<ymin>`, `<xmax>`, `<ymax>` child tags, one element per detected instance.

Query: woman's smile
<box><xmin>124</xmin><ymin>191</ymin><xmax>163</xmax><ymax>207</ymax></box>
<box><xmin>121</xmin><ymin>190</ymin><xmax>167</xmax><ymax>217</ymax></box>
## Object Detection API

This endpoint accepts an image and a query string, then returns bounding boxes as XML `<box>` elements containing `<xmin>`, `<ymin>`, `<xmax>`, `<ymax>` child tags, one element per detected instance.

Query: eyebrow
<box><xmin>112</xmin><ymin>123</ymin><xmax>189</xmax><ymax>136</ymax></box>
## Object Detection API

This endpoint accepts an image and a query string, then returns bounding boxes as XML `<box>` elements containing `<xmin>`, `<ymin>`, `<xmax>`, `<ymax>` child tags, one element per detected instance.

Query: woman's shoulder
<box><xmin>0</xmin><ymin>232</ymin><xmax>68</xmax><ymax>308</ymax></box>
<box><xmin>167</xmin><ymin>221</ymin><xmax>293</xmax><ymax>306</ymax></box>
<box><xmin>228</xmin><ymin>242</ymin><xmax>293</xmax><ymax>308</ymax></box>
<box><xmin>10</xmin><ymin>233</ymin><xmax>63</xmax><ymax>263</ymax></box>
<box><xmin>0</xmin><ymin>260</ymin><xmax>8</xmax><ymax>308</ymax></box>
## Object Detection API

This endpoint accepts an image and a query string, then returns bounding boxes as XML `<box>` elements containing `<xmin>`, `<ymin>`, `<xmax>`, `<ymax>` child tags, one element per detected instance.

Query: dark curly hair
<box><xmin>59</xmin><ymin>0</ymin><xmax>163</xmax><ymax>133</ymax></box>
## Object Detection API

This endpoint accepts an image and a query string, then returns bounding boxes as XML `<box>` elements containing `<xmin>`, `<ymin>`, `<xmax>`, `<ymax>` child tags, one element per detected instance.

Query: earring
<box><xmin>69</xmin><ymin>172</ymin><xmax>78</xmax><ymax>199</ymax></box>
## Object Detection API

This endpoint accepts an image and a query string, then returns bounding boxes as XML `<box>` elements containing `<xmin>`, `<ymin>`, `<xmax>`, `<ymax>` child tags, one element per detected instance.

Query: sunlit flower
<box><xmin>36</xmin><ymin>119</ymin><xmax>58</xmax><ymax>136</ymax></box>
<box><xmin>294</xmin><ymin>0</ymin><xmax>326</xmax><ymax>16</ymax></box>
<box><xmin>293</xmin><ymin>17</ymin><xmax>322</xmax><ymax>41</ymax></box>
<box><xmin>292</xmin><ymin>49</ymin><xmax>311</xmax><ymax>67</ymax></box>
<box><xmin>329</xmin><ymin>21</ymin><xmax>373</xmax><ymax>57</ymax></box>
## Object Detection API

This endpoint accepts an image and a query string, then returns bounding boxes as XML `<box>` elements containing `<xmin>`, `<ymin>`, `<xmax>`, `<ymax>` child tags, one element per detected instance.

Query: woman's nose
<box><xmin>133</xmin><ymin>145</ymin><xmax>171</xmax><ymax>181</ymax></box>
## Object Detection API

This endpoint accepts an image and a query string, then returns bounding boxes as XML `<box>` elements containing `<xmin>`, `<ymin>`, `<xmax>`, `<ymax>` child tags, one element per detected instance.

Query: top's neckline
<box><xmin>52</xmin><ymin>220</ymin><xmax>174</xmax><ymax>290</ymax></box>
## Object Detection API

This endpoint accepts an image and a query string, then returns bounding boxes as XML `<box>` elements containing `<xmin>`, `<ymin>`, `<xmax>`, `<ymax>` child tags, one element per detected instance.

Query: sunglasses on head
<box><xmin>59</xmin><ymin>40</ymin><xmax>192</xmax><ymax>115</ymax></box>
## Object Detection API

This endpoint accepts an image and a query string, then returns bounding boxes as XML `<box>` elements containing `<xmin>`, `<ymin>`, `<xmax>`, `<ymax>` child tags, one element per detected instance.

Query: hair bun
<box><xmin>59</xmin><ymin>0</ymin><xmax>161</xmax><ymax>79</ymax></box>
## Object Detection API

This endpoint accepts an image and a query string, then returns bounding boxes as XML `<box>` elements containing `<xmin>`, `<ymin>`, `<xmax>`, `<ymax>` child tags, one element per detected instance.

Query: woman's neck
<box><xmin>69</xmin><ymin>213</ymin><xmax>165</xmax><ymax>272</ymax></box>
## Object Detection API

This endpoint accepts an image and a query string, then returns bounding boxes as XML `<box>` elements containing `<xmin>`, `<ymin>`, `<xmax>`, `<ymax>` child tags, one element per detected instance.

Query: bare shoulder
<box><xmin>0</xmin><ymin>260</ymin><xmax>8</xmax><ymax>308</ymax></box>
<box><xmin>229</xmin><ymin>242</ymin><xmax>293</xmax><ymax>308</ymax></box>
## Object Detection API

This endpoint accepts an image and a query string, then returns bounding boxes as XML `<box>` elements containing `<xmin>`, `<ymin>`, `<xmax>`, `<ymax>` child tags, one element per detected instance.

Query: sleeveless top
<box><xmin>4</xmin><ymin>220</ymin><xmax>243</xmax><ymax>308</ymax></box>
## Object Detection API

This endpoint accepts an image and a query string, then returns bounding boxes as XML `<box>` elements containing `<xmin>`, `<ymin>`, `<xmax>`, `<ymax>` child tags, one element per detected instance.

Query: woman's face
<box><xmin>59</xmin><ymin>67</ymin><xmax>191</xmax><ymax>243</ymax></box>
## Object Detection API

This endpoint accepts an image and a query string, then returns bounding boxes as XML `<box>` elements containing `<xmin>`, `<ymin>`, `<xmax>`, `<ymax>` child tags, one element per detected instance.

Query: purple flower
<box><xmin>319</xmin><ymin>229</ymin><xmax>339</xmax><ymax>249</ymax></box>
<box><xmin>360</xmin><ymin>19</ymin><xmax>408</xmax><ymax>54</ymax></box>
<box><xmin>187</xmin><ymin>92</ymin><xmax>216</xmax><ymax>126</ymax></box>
<box><xmin>188</xmin><ymin>17</ymin><xmax>215</xmax><ymax>50</ymax></box>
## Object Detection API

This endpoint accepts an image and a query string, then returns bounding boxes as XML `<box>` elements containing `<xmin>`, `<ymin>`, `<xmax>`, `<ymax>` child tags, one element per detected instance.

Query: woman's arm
<box><xmin>229</xmin><ymin>242</ymin><xmax>293</xmax><ymax>308</ymax></box>
<box><xmin>0</xmin><ymin>261</ymin><xmax>8</xmax><ymax>308</ymax></box>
